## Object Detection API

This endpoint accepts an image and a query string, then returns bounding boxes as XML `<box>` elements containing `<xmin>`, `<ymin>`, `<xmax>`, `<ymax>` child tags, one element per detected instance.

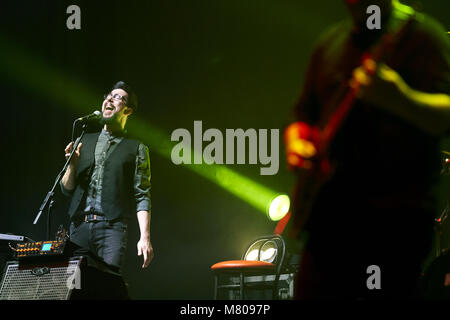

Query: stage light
<box><xmin>267</xmin><ymin>194</ymin><xmax>290</xmax><ymax>221</ymax></box>
<box><xmin>245</xmin><ymin>248</ymin><xmax>259</xmax><ymax>261</ymax></box>
<box><xmin>244</xmin><ymin>239</ymin><xmax>278</xmax><ymax>263</ymax></box>
<box><xmin>260</xmin><ymin>241</ymin><xmax>277</xmax><ymax>263</ymax></box>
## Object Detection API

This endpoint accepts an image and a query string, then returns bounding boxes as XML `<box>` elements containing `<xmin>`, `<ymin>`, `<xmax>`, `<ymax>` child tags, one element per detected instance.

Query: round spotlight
<box><xmin>267</xmin><ymin>194</ymin><xmax>290</xmax><ymax>221</ymax></box>
<box><xmin>245</xmin><ymin>249</ymin><xmax>259</xmax><ymax>261</ymax></box>
<box><xmin>244</xmin><ymin>240</ymin><xmax>265</xmax><ymax>261</ymax></box>
<box><xmin>260</xmin><ymin>241</ymin><xmax>278</xmax><ymax>263</ymax></box>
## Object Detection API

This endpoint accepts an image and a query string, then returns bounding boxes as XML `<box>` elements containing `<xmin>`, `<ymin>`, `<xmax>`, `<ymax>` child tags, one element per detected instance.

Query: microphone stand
<box><xmin>33</xmin><ymin>123</ymin><xmax>88</xmax><ymax>240</ymax></box>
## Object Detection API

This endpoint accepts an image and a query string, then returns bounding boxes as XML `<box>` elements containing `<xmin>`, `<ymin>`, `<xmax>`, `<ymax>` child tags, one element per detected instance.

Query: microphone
<box><xmin>76</xmin><ymin>110</ymin><xmax>102</xmax><ymax>122</ymax></box>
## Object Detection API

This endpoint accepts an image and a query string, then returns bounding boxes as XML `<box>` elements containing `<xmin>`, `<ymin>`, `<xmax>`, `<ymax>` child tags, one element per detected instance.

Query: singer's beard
<box><xmin>100</xmin><ymin>112</ymin><xmax>117</xmax><ymax>125</ymax></box>
<box><xmin>100</xmin><ymin>114</ymin><xmax>123</xmax><ymax>133</ymax></box>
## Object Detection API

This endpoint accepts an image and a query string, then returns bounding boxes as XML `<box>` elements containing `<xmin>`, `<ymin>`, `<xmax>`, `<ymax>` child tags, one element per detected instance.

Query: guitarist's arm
<box><xmin>354</xmin><ymin>61</ymin><xmax>450</xmax><ymax>136</ymax></box>
<box><xmin>354</xmin><ymin>16</ymin><xmax>450</xmax><ymax>136</ymax></box>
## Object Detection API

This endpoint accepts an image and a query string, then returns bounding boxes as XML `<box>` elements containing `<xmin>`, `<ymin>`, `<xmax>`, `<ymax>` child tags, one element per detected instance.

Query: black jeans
<box><xmin>69</xmin><ymin>220</ymin><xmax>128</xmax><ymax>274</ymax></box>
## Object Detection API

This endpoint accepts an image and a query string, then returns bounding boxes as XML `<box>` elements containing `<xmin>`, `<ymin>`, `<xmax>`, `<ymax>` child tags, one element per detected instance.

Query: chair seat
<box><xmin>211</xmin><ymin>260</ymin><xmax>276</xmax><ymax>272</ymax></box>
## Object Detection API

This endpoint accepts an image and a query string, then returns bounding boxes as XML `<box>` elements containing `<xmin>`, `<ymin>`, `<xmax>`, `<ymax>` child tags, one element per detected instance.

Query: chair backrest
<box><xmin>241</xmin><ymin>235</ymin><xmax>286</xmax><ymax>274</ymax></box>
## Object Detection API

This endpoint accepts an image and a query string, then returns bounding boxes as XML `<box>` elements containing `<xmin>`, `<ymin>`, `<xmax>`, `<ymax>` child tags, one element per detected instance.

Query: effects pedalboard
<box><xmin>15</xmin><ymin>240</ymin><xmax>67</xmax><ymax>259</ymax></box>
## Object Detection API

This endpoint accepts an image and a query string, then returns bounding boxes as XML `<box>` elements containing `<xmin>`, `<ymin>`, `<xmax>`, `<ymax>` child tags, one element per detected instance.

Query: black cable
<box><xmin>71</xmin><ymin>119</ymin><xmax>79</xmax><ymax>143</ymax></box>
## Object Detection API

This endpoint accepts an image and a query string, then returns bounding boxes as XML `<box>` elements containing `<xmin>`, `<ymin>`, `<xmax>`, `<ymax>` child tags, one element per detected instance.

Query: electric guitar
<box><xmin>284</xmin><ymin>13</ymin><xmax>417</xmax><ymax>239</ymax></box>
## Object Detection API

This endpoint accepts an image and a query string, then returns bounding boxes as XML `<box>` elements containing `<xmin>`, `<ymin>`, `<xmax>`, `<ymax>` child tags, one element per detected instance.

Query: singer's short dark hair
<box><xmin>111</xmin><ymin>81</ymin><xmax>138</xmax><ymax>112</ymax></box>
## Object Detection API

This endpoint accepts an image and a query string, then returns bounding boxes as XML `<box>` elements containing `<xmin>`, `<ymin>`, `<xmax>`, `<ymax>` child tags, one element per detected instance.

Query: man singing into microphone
<box><xmin>60</xmin><ymin>81</ymin><xmax>153</xmax><ymax>298</ymax></box>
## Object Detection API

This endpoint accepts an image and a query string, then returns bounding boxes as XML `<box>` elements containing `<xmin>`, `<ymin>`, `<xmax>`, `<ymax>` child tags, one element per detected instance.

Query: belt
<box><xmin>83</xmin><ymin>214</ymin><xmax>107</xmax><ymax>222</ymax></box>
<box><xmin>72</xmin><ymin>212</ymin><xmax>127</xmax><ymax>224</ymax></box>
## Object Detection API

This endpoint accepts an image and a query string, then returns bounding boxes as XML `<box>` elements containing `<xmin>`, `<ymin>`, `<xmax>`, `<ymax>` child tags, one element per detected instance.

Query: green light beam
<box><xmin>0</xmin><ymin>33</ymin><xmax>289</xmax><ymax>220</ymax></box>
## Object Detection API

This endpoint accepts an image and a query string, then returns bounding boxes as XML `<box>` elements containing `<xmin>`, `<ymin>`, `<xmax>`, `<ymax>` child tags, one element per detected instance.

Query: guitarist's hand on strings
<box><xmin>351</xmin><ymin>58</ymin><xmax>409</xmax><ymax>111</ymax></box>
<box><xmin>351</xmin><ymin>58</ymin><xmax>450</xmax><ymax>135</ymax></box>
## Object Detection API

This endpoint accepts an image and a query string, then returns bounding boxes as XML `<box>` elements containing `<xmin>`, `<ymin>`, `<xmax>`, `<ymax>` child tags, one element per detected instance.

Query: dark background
<box><xmin>0</xmin><ymin>0</ymin><xmax>448</xmax><ymax>299</ymax></box>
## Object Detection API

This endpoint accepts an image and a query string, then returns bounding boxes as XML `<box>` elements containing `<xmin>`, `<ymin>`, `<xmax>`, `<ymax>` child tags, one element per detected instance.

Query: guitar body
<box><xmin>284</xmin><ymin>121</ymin><xmax>332</xmax><ymax>239</ymax></box>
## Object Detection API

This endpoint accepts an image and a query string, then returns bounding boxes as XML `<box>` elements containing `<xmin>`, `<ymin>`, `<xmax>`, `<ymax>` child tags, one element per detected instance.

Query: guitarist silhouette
<box><xmin>284</xmin><ymin>0</ymin><xmax>450</xmax><ymax>299</ymax></box>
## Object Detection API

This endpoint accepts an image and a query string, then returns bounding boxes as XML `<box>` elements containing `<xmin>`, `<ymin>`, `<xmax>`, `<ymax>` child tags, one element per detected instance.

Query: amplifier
<box><xmin>16</xmin><ymin>240</ymin><xmax>67</xmax><ymax>260</ymax></box>
<box><xmin>0</xmin><ymin>257</ymin><xmax>83</xmax><ymax>300</ymax></box>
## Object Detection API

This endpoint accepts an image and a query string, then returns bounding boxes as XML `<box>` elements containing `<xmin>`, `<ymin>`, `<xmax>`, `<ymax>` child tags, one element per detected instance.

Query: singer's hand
<box><xmin>137</xmin><ymin>237</ymin><xmax>154</xmax><ymax>268</ymax></box>
<box><xmin>64</xmin><ymin>142</ymin><xmax>82</xmax><ymax>167</ymax></box>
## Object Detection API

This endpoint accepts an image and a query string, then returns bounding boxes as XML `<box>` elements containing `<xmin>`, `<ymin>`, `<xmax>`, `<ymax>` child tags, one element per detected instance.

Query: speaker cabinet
<box><xmin>0</xmin><ymin>257</ymin><xmax>82</xmax><ymax>300</ymax></box>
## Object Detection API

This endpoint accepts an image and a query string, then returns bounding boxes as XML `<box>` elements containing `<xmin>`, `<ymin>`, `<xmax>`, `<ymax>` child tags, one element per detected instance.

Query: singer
<box><xmin>60</xmin><ymin>81</ymin><xmax>153</xmax><ymax>298</ymax></box>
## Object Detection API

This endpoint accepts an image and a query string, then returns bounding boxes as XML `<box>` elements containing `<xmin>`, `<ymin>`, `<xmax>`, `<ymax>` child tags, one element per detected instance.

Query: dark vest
<box><xmin>68</xmin><ymin>132</ymin><xmax>140</xmax><ymax>220</ymax></box>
